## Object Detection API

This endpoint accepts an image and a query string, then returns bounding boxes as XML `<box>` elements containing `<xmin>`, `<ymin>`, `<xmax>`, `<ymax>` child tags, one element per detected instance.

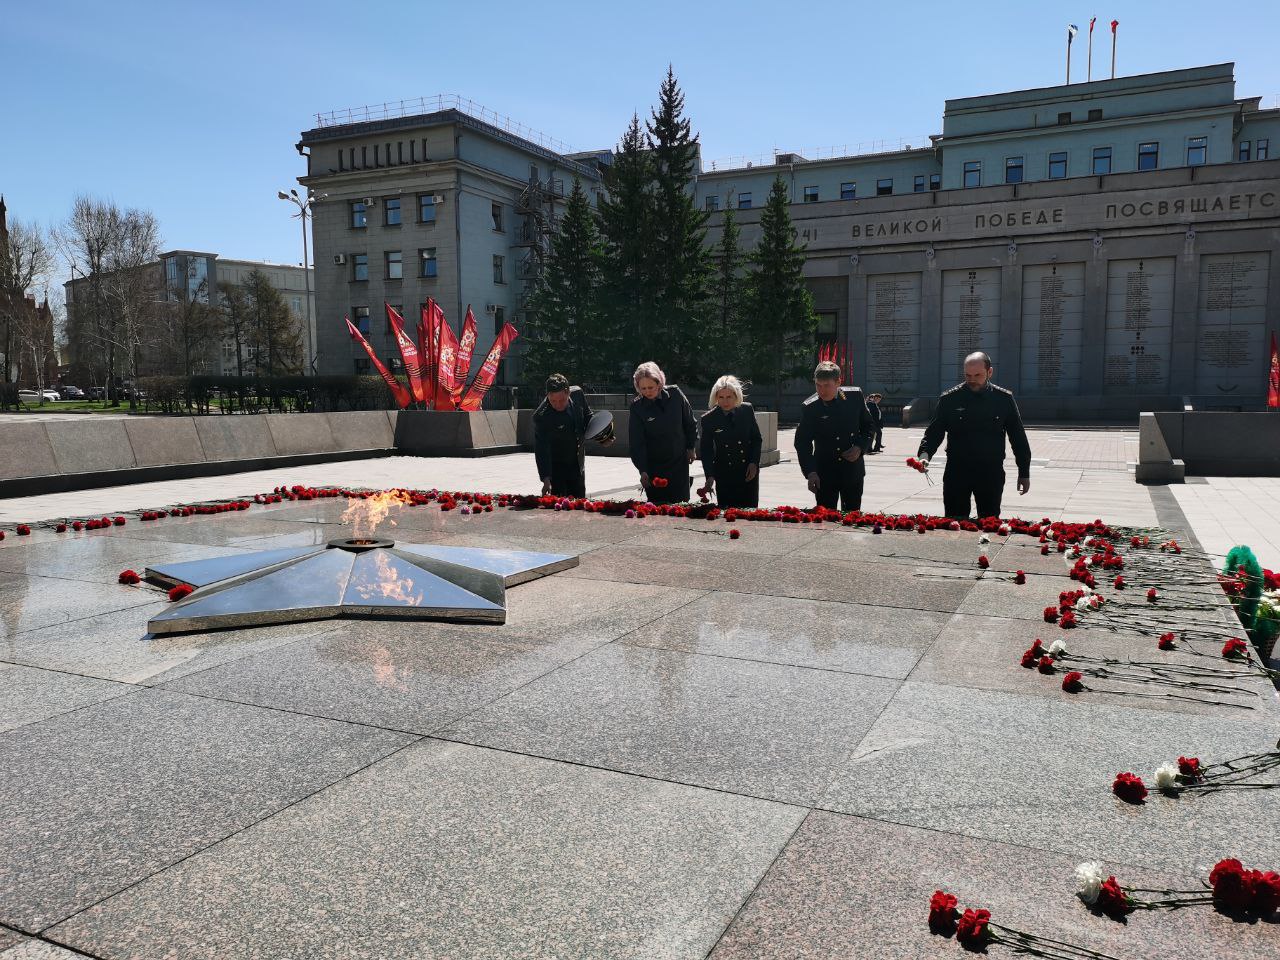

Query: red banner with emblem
<box><xmin>1269</xmin><ymin>332</ymin><xmax>1279</xmax><ymax>409</ymax></box>
<box><xmin>453</xmin><ymin>306</ymin><xmax>478</xmax><ymax>401</ymax></box>
<box><xmin>345</xmin><ymin>316</ymin><xmax>411</xmax><ymax>408</ymax></box>
<box><xmin>459</xmin><ymin>322</ymin><xmax>519</xmax><ymax>411</ymax></box>
<box><xmin>385</xmin><ymin>303</ymin><xmax>426</xmax><ymax>404</ymax></box>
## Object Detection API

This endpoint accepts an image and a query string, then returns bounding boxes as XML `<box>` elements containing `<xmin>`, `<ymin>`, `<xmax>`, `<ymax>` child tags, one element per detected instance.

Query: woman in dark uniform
<box><xmin>628</xmin><ymin>361</ymin><xmax>697</xmax><ymax>504</ymax></box>
<box><xmin>699</xmin><ymin>375</ymin><xmax>762</xmax><ymax>508</ymax></box>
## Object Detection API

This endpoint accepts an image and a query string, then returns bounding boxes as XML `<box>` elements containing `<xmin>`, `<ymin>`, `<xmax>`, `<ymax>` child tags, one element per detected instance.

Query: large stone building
<box><xmin>697</xmin><ymin>62</ymin><xmax>1280</xmax><ymax>417</ymax></box>
<box><xmin>296</xmin><ymin>97</ymin><xmax>604</xmax><ymax>382</ymax></box>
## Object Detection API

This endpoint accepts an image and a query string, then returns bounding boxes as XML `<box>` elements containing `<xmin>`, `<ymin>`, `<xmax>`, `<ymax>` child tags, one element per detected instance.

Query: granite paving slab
<box><xmin>624</xmin><ymin>591</ymin><xmax>950</xmax><ymax>678</ymax></box>
<box><xmin>98</xmin><ymin>516</ymin><xmax>327</xmax><ymax>547</ymax></box>
<box><xmin>1</xmin><ymin>604</ymin><xmax>343</xmax><ymax>684</ymax></box>
<box><xmin>709</xmin><ymin>811</ymin><xmax>1279</xmax><ymax>960</ymax></box>
<box><xmin>788</xmin><ymin>526</ymin><xmax>1012</xmax><ymax>566</ymax></box>
<box><xmin>991</xmin><ymin>539</ymin><xmax>1084</xmax><ymax>576</ymax></box>
<box><xmin>0</xmin><ymin>689</ymin><xmax>415</xmax><ymax>930</ymax></box>
<box><xmin>0</xmin><ymin>536</ymin><xmax>251</xmax><ymax>585</ymax></box>
<box><xmin>561</xmin><ymin>545</ymin><xmax>777</xmax><ymax>592</ymax></box>
<box><xmin>820</xmin><ymin>681</ymin><xmax>1280</xmax><ymax>873</ymax></box>
<box><xmin>957</xmin><ymin>570</ymin><xmax>1079</xmax><ymax>620</ymax></box>
<box><xmin>909</xmin><ymin>613</ymin><xmax>1270</xmax><ymax>716</ymax></box>
<box><xmin>0</xmin><ymin>664</ymin><xmax>133</xmax><ymax>733</ymax></box>
<box><xmin>0</xmin><ymin>938</ymin><xmax>86</xmax><ymax>958</ymax></box>
<box><xmin>756</xmin><ymin>556</ymin><xmax>979</xmax><ymax>612</ymax></box>
<box><xmin>442</xmin><ymin>644</ymin><xmax>901</xmax><ymax>805</ymax></box>
<box><xmin>50</xmin><ymin>741</ymin><xmax>806</xmax><ymax>960</ymax></box>
<box><xmin>0</xmin><ymin>576</ymin><xmax>159</xmax><ymax>640</ymax></box>
<box><xmin>0</xmin><ymin>929</ymin><xmax>20</xmax><ymax>953</ymax></box>
<box><xmin>618</xmin><ymin>523</ymin><xmax>827</xmax><ymax>556</ymax></box>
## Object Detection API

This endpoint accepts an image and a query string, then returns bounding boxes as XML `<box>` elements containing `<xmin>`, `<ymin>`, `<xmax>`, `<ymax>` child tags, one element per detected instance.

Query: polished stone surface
<box><xmin>442</xmin><ymin>644</ymin><xmax>901</xmax><ymax>805</ymax></box>
<box><xmin>0</xmin><ymin>664</ymin><xmax>131</xmax><ymax>733</ymax></box>
<box><xmin>0</xmin><ymin>575</ymin><xmax>158</xmax><ymax>640</ymax></box>
<box><xmin>50</xmin><ymin>742</ymin><xmax>805</xmax><ymax>960</ymax></box>
<box><xmin>0</xmin><ymin>689</ymin><xmax>414</xmax><ymax>930</ymax></box>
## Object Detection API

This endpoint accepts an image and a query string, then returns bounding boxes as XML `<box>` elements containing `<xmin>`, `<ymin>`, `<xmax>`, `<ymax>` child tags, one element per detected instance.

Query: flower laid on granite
<box><xmin>1158</xmin><ymin>633</ymin><xmax>1176</xmax><ymax>650</ymax></box>
<box><xmin>1043</xmin><ymin>606</ymin><xmax>1059</xmax><ymax>624</ymax></box>
<box><xmin>1112</xmin><ymin>772</ymin><xmax>1148</xmax><ymax>803</ymax></box>
<box><xmin>1146</xmin><ymin>588</ymin><xmax>1159</xmax><ymax>603</ymax></box>
<box><xmin>979</xmin><ymin>533</ymin><xmax>991</xmax><ymax>545</ymax></box>
<box><xmin>1221</xmin><ymin>638</ymin><xmax>1250</xmax><ymax>661</ymax></box>
<box><xmin>118</xmin><ymin>569</ymin><xmax>142</xmax><ymax>585</ymax></box>
<box><xmin>1154</xmin><ymin>763</ymin><xmax>1181</xmax><ymax>790</ymax></box>
<box><xmin>112</xmin><ymin>516</ymin><xmax>126</xmax><ymax>526</ymax></box>
<box><xmin>1134</xmin><ymin>747</ymin><xmax>1280</xmax><ymax>799</ymax></box>
<box><xmin>1037</xmin><ymin>655</ymin><xmax>1057</xmax><ymax>675</ymax></box>
<box><xmin>949</xmin><ymin>521</ymin><xmax>962</xmax><ymax>531</ymax></box>
<box><xmin>998</xmin><ymin>524</ymin><xmax>1011</xmax><ymax>536</ymax></box>
<box><xmin>1178</xmin><ymin>756</ymin><xmax>1203</xmax><ymax>779</ymax></box>
<box><xmin>1074</xmin><ymin>862</ymin><xmax>1214</xmax><ymax>918</ymax></box>
<box><xmin>1113</xmin><ymin>575</ymin><xmax>1125</xmax><ymax>589</ymax></box>
<box><xmin>729</xmin><ymin>528</ymin><xmax>741</xmax><ymax>540</ymax></box>
<box><xmin>167</xmin><ymin>584</ymin><xmax>194</xmax><ymax>602</ymax></box>
<box><xmin>71</xmin><ymin>521</ymin><xmax>83</xmax><ymax>531</ymax></box>
<box><xmin>872</xmin><ymin>523</ymin><xmax>883</xmax><ymax>534</ymax></box>
<box><xmin>1062</xmin><ymin>671</ymin><xmax>1085</xmax><ymax>693</ymax></box>
<box><xmin>623</xmin><ymin>509</ymin><xmax>637</xmax><ymax>519</ymax></box>
<box><xmin>978</xmin><ymin>555</ymin><xmax>990</xmax><ymax>569</ymax></box>
<box><xmin>929</xmin><ymin>891</ymin><xmax>1122</xmax><ymax>958</ymax></box>
<box><xmin>55</xmin><ymin>523</ymin><xmax>67</xmax><ymax>533</ymax></box>
<box><xmin>1211</xmin><ymin>859</ymin><xmax>1280</xmax><ymax>915</ymax></box>
<box><xmin>1059</xmin><ymin>609</ymin><xmax>1078</xmax><ymax>629</ymax></box>
<box><xmin>1014</xmin><ymin>570</ymin><xmax>1027</xmax><ymax>585</ymax></box>
<box><xmin>16</xmin><ymin>524</ymin><xmax>30</xmax><ymax>536</ymax></box>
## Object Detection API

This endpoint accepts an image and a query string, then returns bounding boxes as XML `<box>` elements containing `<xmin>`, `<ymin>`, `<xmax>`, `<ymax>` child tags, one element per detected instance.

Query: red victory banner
<box><xmin>453</xmin><ymin>305</ymin><xmax>479</xmax><ymax>399</ymax></box>
<box><xmin>1268</xmin><ymin>332</ymin><xmax>1279</xmax><ymax>409</ymax></box>
<box><xmin>418</xmin><ymin>300</ymin><xmax>455</xmax><ymax>410</ymax></box>
<box><xmin>459</xmin><ymin>322</ymin><xmax>519</xmax><ymax>411</ymax></box>
<box><xmin>345</xmin><ymin>316</ymin><xmax>411</xmax><ymax>408</ymax></box>
<box><xmin>385</xmin><ymin>303</ymin><xmax>427</xmax><ymax>404</ymax></box>
<box><xmin>435</xmin><ymin>306</ymin><xmax>462</xmax><ymax>408</ymax></box>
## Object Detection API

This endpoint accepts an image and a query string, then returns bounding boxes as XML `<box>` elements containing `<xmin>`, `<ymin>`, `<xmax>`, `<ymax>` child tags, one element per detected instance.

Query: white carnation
<box><xmin>1049</xmin><ymin>639</ymin><xmax>1067</xmax><ymax>655</ymax></box>
<box><xmin>979</xmin><ymin>534</ymin><xmax>991</xmax><ymax>545</ymax></box>
<box><xmin>1075</xmin><ymin>597</ymin><xmax>1090</xmax><ymax>611</ymax></box>
<box><xmin>1075</xmin><ymin>862</ymin><xmax>1107</xmax><ymax>905</ymax></box>
<box><xmin>1153</xmin><ymin>763</ymin><xmax>1180</xmax><ymax>790</ymax></box>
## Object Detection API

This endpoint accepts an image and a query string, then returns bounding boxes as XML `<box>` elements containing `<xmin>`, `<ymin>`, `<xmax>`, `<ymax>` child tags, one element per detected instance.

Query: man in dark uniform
<box><xmin>532</xmin><ymin>373</ymin><xmax>594</xmax><ymax>498</ymax></box>
<box><xmin>795</xmin><ymin>360</ymin><xmax>875</xmax><ymax>511</ymax></box>
<box><xmin>867</xmin><ymin>392</ymin><xmax>885</xmax><ymax>453</ymax></box>
<box><xmin>918</xmin><ymin>351</ymin><xmax>1032</xmax><ymax>519</ymax></box>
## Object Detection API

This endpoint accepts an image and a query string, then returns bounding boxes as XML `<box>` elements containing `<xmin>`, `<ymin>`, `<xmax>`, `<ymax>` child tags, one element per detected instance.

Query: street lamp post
<box><xmin>277</xmin><ymin>188</ymin><xmax>326</xmax><ymax>373</ymax></box>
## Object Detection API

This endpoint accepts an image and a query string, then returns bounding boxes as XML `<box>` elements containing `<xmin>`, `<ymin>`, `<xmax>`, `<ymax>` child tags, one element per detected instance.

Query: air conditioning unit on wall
<box><xmin>484</xmin><ymin>303</ymin><xmax>498</xmax><ymax>316</ymax></box>
<box><xmin>333</xmin><ymin>254</ymin><xmax>347</xmax><ymax>265</ymax></box>
<box><xmin>362</xmin><ymin>197</ymin><xmax>376</xmax><ymax>206</ymax></box>
<box><xmin>432</xmin><ymin>194</ymin><xmax>446</xmax><ymax>204</ymax></box>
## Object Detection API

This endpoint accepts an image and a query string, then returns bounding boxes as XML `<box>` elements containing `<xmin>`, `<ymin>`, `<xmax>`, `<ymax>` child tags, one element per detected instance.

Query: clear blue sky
<box><xmin>4</xmin><ymin>0</ymin><xmax>1278</xmax><ymax>269</ymax></box>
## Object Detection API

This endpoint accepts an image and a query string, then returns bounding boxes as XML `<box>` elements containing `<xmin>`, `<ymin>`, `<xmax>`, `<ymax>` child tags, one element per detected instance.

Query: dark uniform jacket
<box><xmin>917</xmin><ymin>382</ymin><xmax>1032</xmax><ymax>478</ymax></box>
<box><xmin>629</xmin><ymin>385</ymin><xmax>697</xmax><ymax>476</ymax></box>
<box><xmin>795</xmin><ymin>387</ymin><xmax>875</xmax><ymax>477</ymax></box>
<box><xmin>698</xmin><ymin>404</ymin><xmax>763</xmax><ymax>482</ymax></box>
<box><xmin>533</xmin><ymin>386</ymin><xmax>593</xmax><ymax>481</ymax></box>
<box><xmin>867</xmin><ymin>399</ymin><xmax>883</xmax><ymax>427</ymax></box>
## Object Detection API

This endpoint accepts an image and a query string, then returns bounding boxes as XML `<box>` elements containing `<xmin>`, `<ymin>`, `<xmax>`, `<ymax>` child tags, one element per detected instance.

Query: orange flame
<box><xmin>353</xmin><ymin>550</ymin><xmax>424</xmax><ymax>605</ymax></box>
<box><xmin>341</xmin><ymin>489</ymin><xmax>414</xmax><ymax>539</ymax></box>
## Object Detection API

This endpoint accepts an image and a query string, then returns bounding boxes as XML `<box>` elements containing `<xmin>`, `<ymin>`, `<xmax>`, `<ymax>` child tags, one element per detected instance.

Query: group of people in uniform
<box><xmin>532</xmin><ymin>350</ymin><xmax>1031</xmax><ymax>520</ymax></box>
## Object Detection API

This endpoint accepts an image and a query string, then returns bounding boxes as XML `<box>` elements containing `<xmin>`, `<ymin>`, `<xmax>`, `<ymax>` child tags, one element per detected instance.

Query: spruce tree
<box><xmin>711</xmin><ymin>205</ymin><xmax>745</xmax><ymax>373</ymax></box>
<box><xmin>526</xmin><ymin>178</ymin><xmax>606</xmax><ymax>384</ymax></box>
<box><xmin>645</xmin><ymin>67</ymin><xmax>713</xmax><ymax>386</ymax></box>
<box><xmin>744</xmin><ymin>175</ymin><xmax>818</xmax><ymax>411</ymax></box>
<box><xmin>243</xmin><ymin>269</ymin><xmax>302</xmax><ymax>376</ymax></box>
<box><xmin>598</xmin><ymin>113</ymin><xmax>654</xmax><ymax>380</ymax></box>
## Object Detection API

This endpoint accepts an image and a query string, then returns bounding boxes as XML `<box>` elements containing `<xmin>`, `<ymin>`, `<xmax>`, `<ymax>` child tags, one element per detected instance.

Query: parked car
<box><xmin>18</xmin><ymin>389</ymin><xmax>40</xmax><ymax>404</ymax></box>
<box><xmin>42</xmin><ymin>389</ymin><xmax>61</xmax><ymax>402</ymax></box>
<box><xmin>57</xmin><ymin>385</ymin><xmax>85</xmax><ymax>399</ymax></box>
<box><xmin>86</xmin><ymin>386</ymin><xmax>107</xmax><ymax>400</ymax></box>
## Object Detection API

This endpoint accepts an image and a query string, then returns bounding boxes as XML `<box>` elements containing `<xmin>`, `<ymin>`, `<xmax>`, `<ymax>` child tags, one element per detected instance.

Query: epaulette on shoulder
<box><xmin>941</xmin><ymin>383</ymin><xmax>966</xmax><ymax>397</ymax></box>
<box><xmin>989</xmin><ymin>382</ymin><xmax>1013</xmax><ymax>396</ymax></box>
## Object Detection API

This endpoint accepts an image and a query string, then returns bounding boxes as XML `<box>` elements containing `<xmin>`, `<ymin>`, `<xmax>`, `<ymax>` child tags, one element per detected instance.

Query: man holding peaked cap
<box><xmin>533</xmin><ymin>373</ymin><xmax>613</xmax><ymax>498</ymax></box>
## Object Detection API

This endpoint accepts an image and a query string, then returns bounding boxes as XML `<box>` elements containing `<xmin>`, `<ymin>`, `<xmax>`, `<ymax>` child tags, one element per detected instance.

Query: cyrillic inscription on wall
<box><xmin>1020</xmin><ymin>262</ymin><xmax>1085</xmax><ymax>395</ymax></box>
<box><xmin>865</xmin><ymin>273</ymin><xmax>922</xmax><ymax>395</ymax></box>
<box><xmin>1103</xmin><ymin>258</ymin><xmax>1175</xmax><ymax>394</ymax></box>
<box><xmin>940</xmin><ymin>268</ymin><xmax>1000</xmax><ymax>391</ymax></box>
<box><xmin>1196</xmin><ymin>252</ymin><xmax>1270</xmax><ymax>394</ymax></box>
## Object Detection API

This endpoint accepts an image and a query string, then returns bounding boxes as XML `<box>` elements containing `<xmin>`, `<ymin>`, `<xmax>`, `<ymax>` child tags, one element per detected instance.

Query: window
<box><xmin>361</xmin><ymin>146</ymin><xmax>368</xmax><ymax>167</ymax></box>
<box><xmin>491</xmin><ymin>203</ymin><xmax>504</xmax><ymax>232</ymax></box>
<box><xmin>803</xmin><ymin>185</ymin><xmax>819</xmax><ymax>202</ymax></box>
<box><xmin>1187</xmin><ymin>136</ymin><xmax>1207</xmax><ymax>166</ymax></box>
<box><xmin>1057</xmin><ymin>112</ymin><xmax>1072</xmax><ymax>125</ymax></box>
<box><xmin>419</xmin><ymin>195</ymin><xmax>436</xmax><ymax>223</ymax></box>
<box><xmin>913</xmin><ymin>175</ymin><xmax>926</xmax><ymax>193</ymax></box>
<box><xmin>929</xmin><ymin>174</ymin><xmax>941</xmax><ymax>190</ymax></box>
<box><xmin>1048</xmin><ymin>151</ymin><xmax>1068</xmax><ymax>179</ymax></box>
<box><xmin>384</xmin><ymin>198</ymin><xmax>401</xmax><ymax>226</ymax></box>
<box><xmin>1092</xmin><ymin>146</ymin><xmax>1112</xmax><ymax>175</ymax></box>
<box><xmin>493</xmin><ymin>255</ymin><xmax>505</xmax><ymax>284</ymax></box>
<box><xmin>737</xmin><ymin>192</ymin><xmax>752</xmax><ymax>209</ymax></box>
<box><xmin>385</xmin><ymin>251</ymin><xmax>403</xmax><ymax>281</ymax></box>
<box><xmin>840</xmin><ymin>181</ymin><xmax>856</xmax><ymax>200</ymax></box>
<box><xmin>352</xmin><ymin>254</ymin><xmax>368</xmax><ymax>282</ymax></box>
<box><xmin>420</xmin><ymin>248</ymin><xmax>438</xmax><ymax>279</ymax></box>
<box><xmin>1004</xmin><ymin>157</ymin><xmax>1024</xmax><ymax>184</ymax></box>
<box><xmin>387</xmin><ymin>356</ymin><xmax>402</xmax><ymax>372</ymax></box>
<box><xmin>493</xmin><ymin>305</ymin><xmax>505</xmax><ymax>331</ymax></box>
<box><xmin>876</xmin><ymin>178</ymin><xmax>893</xmax><ymax>196</ymax></box>
<box><xmin>350</xmin><ymin>201</ymin><xmax>367</xmax><ymax>229</ymax></box>
<box><xmin>962</xmin><ymin>162</ymin><xmax>981</xmax><ymax>189</ymax></box>
<box><xmin>354</xmin><ymin>306</ymin><xmax>370</xmax><ymax>334</ymax></box>
<box><xmin>705</xmin><ymin>194</ymin><xmax>720</xmax><ymax>211</ymax></box>
<box><xmin>1239</xmin><ymin>141</ymin><xmax>1251</xmax><ymax>162</ymax></box>
<box><xmin>1137</xmin><ymin>142</ymin><xmax>1159</xmax><ymax>171</ymax></box>
<box><xmin>529</xmin><ymin>164</ymin><xmax>539</xmax><ymax>182</ymax></box>
<box><xmin>1088</xmin><ymin>108</ymin><xmax>1103</xmax><ymax>122</ymax></box>
<box><xmin>397</xmin><ymin>141</ymin><xmax>404</xmax><ymax>164</ymax></box>
<box><xmin>383</xmin><ymin>304</ymin><xmax>403</xmax><ymax>334</ymax></box>
<box><xmin>354</xmin><ymin>358</ymin><xmax>371</xmax><ymax>375</ymax></box>
<box><xmin>1259</xmin><ymin>139</ymin><xmax>1270</xmax><ymax>161</ymax></box>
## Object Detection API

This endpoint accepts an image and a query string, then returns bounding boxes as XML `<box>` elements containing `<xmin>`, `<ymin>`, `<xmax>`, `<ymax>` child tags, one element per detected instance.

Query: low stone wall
<box><xmin>393</xmin><ymin>410</ymin><xmax>520</xmax><ymax>456</ymax></box>
<box><xmin>1137</xmin><ymin>411</ymin><xmax>1280</xmax><ymax>483</ymax></box>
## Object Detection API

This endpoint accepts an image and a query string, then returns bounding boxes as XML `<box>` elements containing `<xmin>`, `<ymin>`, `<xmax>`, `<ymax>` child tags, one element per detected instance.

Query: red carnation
<box><xmin>955</xmin><ymin>908</ymin><xmax>991</xmax><ymax>949</ymax></box>
<box><xmin>1040</xmin><ymin>544</ymin><xmax>1049</xmax><ymax>555</ymax></box>
<box><xmin>1037</xmin><ymin>655</ymin><xmax>1056</xmax><ymax>674</ymax></box>
<box><xmin>55</xmin><ymin>522</ymin><xmax>67</xmax><ymax>533</ymax></box>
<box><xmin>113</xmin><ymin>516</ymin><xmax>126</xmax><ymax>526</ymax></box>
<box><xmin>1221</xmin><ymin>638</ymin><xmax>1249</xmax><ymax>660</ymax></box>
<box><xmin>1020</xmin><ymin>650</ymin><xmax>1038</xmax><ymax>669</ymax></box>
<box><xmin>1157</xmin><ymin>633</ymin><xmax>1176</xmax><ymax>651</ymax></box>
<box><xmin>1014</xmin><ymin>570</ymin><xmax>1026</xmax><ymax>584</ymax></box>
<box><xmin>928</xmin><ymin>891</ymin><xmax>959</xmax><ymax>934</ymax></box>
<box><xmin>16</xmin><ymin>524</ymin><xmax>31</xmax><ymax>536</ymax></box>
<box><xmin>72</xmin><ymin>521</ymin><xmax>83</xmax><ymax>531</ymax></box>
<box><xmin>1062</xmin><ymin>671</ymin><xmax>1085</xmax><ymax>693</ymax></box>
<box><xmin>978</xmin><ymin>555</ymin><xmax>990</xmax><ymax>569</ymax></box>
<box><xmin>729</xmin><ymin>529</ymin><xmax>741</xmax><ymax>540</ymax></box>
<box><xmin>1096</xmin><ymin>876</ymin><xmax>1133</xmax><ymax>916</ymax></box>
<box><xmin>1209</xmin><ymin>859</ymin><xmax>1251</xmax><ymax>912</ymax></box>
<box><xmin>1043</xmin><ymin>606</ymin><xmax>1059</xmax><ymax>623</ymax></box>
<box><xmin>1112</xmin><ymin>772</ymin><xmax>1148</xmax><ymax>804</ymax></box>
<box><xmin>1177</xmin><ymin>756</ymin><xmax>1202</xmax><ymax>779</ymax></box>
<box><xmin>652</xmin><ymin>477</ymin><xmax>669</xmax><ymax>488</ymax></box>
<box><xmin>1059</xmin><ymin>609</ymin><xmax>1077</xmax><ymax>629</ymax></box>
<box><xmin>1252</xmin><ymin>870</ymin><xmax>1280</xmax><ymax>915</ymax></box>
<box><xmin>1146</xmin><ymin>588</ymin><xmax>1158</xmax><ymax>603</ymax></box>
<box><xmin>167</xmin><ymin>584</ymin><xmax>194</xmax><ymax>602</ymax></box>
<box><xmin>1113</xmin><ymin>575</ymin><xmax>1125</xmax><ymax>589</ymax></box>
<box><xmin>118</xmin><ymin>569</ymin><xmax>142</xmax><ymax>585</ymax></box>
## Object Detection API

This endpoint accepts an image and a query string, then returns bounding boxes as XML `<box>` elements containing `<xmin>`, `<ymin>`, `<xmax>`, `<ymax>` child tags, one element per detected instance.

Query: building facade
<box><xmin>296</xmin><ymin>100</ymin><xmax>604</xmax><ymax>382</ymax></box>
<box><xmin>696</xmin><ymin>63</ymin><xmax>1280</xmax><ymax>417</ymax></box>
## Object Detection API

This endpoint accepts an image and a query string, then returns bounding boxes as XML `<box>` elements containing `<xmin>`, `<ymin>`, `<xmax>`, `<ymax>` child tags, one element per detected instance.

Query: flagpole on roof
<box><xmin>1066</xmin><ymin>24</ymin><xmax>1078</xmax><ymax>85</ymax></box>
<box><xmin>1110</xmin><ymin>20</ymin><xmax>1119</xmax><ymax>79</ymax></box>
<box><xmin>1087</xmin><ymin>17</ymin><xmax>1095</xmax><ymax>81</ymax></box>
